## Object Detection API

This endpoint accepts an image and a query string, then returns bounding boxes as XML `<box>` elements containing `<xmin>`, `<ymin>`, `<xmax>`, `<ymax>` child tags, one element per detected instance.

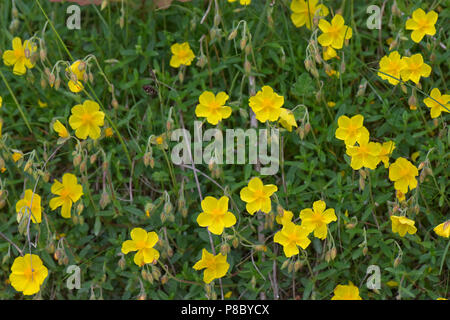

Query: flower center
<box><xmin>81</xmin><ymin>113</ymin><xmax>94</xmax><ymax>125</ymax></box>
<box><xmin>136</xmin><ymin>240</ymin><xmax>148</xmax><ymax>250</ymax></box>
<box><xmin>60</xmin><ymin>188</ymin><xmax>71</xmax><ymax>200</ymax></box>
<box><xmin>24</xmin><ymin>267</ymin><xmax>36</xmax><ymax>280</ymax></box>
<box><xmin>177</xmin><ymin>49</ymin><xmax>189</xmax><ymax>60</ymax></box>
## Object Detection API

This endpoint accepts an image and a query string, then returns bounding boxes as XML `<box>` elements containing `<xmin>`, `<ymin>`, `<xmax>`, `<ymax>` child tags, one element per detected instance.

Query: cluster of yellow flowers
<box><xmin>10</xmin><ymin>173</ymin><xmax>83</xmax><ymax>295</ymax></box>
<box><xmin>1</xmin><ymin>34</ymin><xmax>108</xmax><ymax>295</ymax></box>
<box><xmin>274</xmin><ymin>200</ymin><xmax>337</xmax><ymax>257</ymax></box>
<box><xmin>1</xmin><ymin>1</ymin><xmax>448</xmax><ymax>301</ymax></box>
<box><xmin>378</xmin><ymin>9</ymin><xmax>448</xmax><ymax>119</ymax></box>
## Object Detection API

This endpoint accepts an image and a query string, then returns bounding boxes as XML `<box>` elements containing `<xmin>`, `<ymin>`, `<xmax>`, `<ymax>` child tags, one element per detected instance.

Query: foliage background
<box><xmin>0</xmin><ymin>0</ymin><xmax>448</xmax><ymax>299</ymax></box>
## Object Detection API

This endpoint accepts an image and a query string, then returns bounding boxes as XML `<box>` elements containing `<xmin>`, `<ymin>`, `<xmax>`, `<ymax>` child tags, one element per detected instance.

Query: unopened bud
<box><xmin>111</xmin><ymin>98</ymin><xmax>119</xmax><ymax>109</ymax></box>
<box><xmin>244</xmin><ymin>60</ymin><xmax>251</xmax><ymax>74</ymax></box>
<box><xmin>220</xmin><ymin>243</ymin><xmax>230</xmax><ymax>255</ymax></box>
<box><xmin>240</xmin><ymin>38</ymin><xmax>247</xmax><ymax>50</ymax></box>
<box><xmin>228</xmin><ymin>29</ymin><xmax>238</xmax><ymax>41</ymax></box>
<box><xmin>232</xmin><ymin>237</ymin><xmax>239</xmax><ymax>248</ymax></box>
<box><xmin>363</xmin><ymin>246</ymin><xmax>368</xmax><ymax>256</ymax></box>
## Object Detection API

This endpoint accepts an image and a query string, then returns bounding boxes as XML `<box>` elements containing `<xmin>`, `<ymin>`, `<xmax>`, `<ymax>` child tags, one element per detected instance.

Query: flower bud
<box><xmin>220</xmin><ymin>243</ymin><xmax>230</xmax><ymax>255</ymax></box>
<box><xmin>228</xmin><ymin>29</ymin><xmax>238</xmax><ymax>41</ymax></box>
<box><xmin>232</xmin><ymin>237</ymin><xmax>239</xmax><ymax>248</ymax></box>
<box><xmin>240</xmin><ymin>37</ymin><xmax>247</xmax><ymax>50</ymax></box>
<box><xmin>394</xmin><ymin>257</ymin><xmax>401</xmax><ymax>268</ymax></box>
<box><xmin>244</xmin><ymin>60</ymin><xmax>252</xmax><ymax>75</ymax></box>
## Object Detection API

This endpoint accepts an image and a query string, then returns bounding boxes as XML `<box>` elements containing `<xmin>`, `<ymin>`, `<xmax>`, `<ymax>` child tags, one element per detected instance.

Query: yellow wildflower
<box><xmin>400</xmin><ymin>53</ymin><xmax>431</xmax><ymax>85</ymax></box>
<box><xmin>423</xmin><ymin>88</ymin><xmax>449</xmax><ymax>119</ymax></box>
<box><xmin>433</xmin><ymin>220</ymin><xmax>450</xmax><ymax>238</ymax></box>
<box><xmin>345</xmin><ymin>130</ymin><xmax>382</xmax><ymax>170</ymax></box>
<box><xmin>389</xmin><ymin>157</ymin><xmax>418</xmax><ymax>194</ymax></box>
<box><xmin>335</xmin><ymin>114</ymin><xmax>369</xmax><ymax>146</ymax></box>
<box><xmin>170</xmin><ymin>42</ymin><xmax>195</xmax><ymax>68</ymax></box>
<box><xmin>53</xmin><ymin>120</ymin><xmax>69</xmax><ymax>139</ymax></box>
<box><xmin>197</xmin><ymin>196</ymin><xmax>236</xmax><ymax>235</ymax></box>
<box><xmin>121</xmin><ymin>228</ymin><xmax>160</xmax><ymax>267</ymax></box>
<box><xmin>249</xmin><ymin>86</ymin><xmax>284</xmax><ymax>123</ymax></box>
<box><xmin>299</xmin><ymin>200</ymin><xmax>337</xmax><ymax>239</ymax></box>
<box><xmin>49</xmin><ymin>173</ymin><xmax>84</xmax><ymax>218</ymax></box>
<box><xmin>278</xmin><ymin>108</ymin><xmax>297</xmax><ymax>132</ymax></box>
<box><xmin>390</xmin><ymin>215</ymin><xmax>417</xmax><ymax>237</ymax></box>
<box><xmin>15</xmin><ymin>190</ymin><xmax>43</xmax><ymax>224</ymax></box>
<box><xmin>239</xmin><ymin>177</ymin><xmax>278</xmax><ymax>215</ymax></box>
<box><xmin>378</xmin><ymin>51</ymin><xmax>406</xmax><ymax>85</ymax></box>
<box><xmin>274</xmin><ymin>222</ymin><xmax>311</xmax><ymax>257</ymax></box>
<box><xmin>195</xmin><ymin>91</ymin><xmax>232</xmax><ymax>125</ymax></box>
<box><xmin>377</xmin><ymin>141</ymin><xmax>395</xmax><ymax>168</ymax></box>
<box><xmin>331</xmin><ymin>282</ymin><xmax>362</xmax><ymax>300</ymax></box>
<box><xmin>69</xmin><ymin>100</ymin><xmax>105</xmax><ymax>140</ymax></box>
<box><xmin>9</xmin><ymin>254</ymin><xmax>48</xmax><ymax>295</ymax></box>
<box><xmin>2</xmin><ymin>37</ymin><xmax>37</xmax><ymax>75</ymax></box>
<box><xmin>318</xmin><ymin>14</ymin><xmax>352</xmax><ymax>50</ymax></box>
<box><xmin>405</xmin><ymin>8</ymin><xmax>438</xmax><ymax>43</ymax></box>
<box><xmin>290</xmin><ymin>0</ymin><xmax>329</xmax><ymax>29</ymax></box>
<box><xmin>193</xmin><ymin>249</ymin><xmax>229</xmax><ymax>284</ymax></box>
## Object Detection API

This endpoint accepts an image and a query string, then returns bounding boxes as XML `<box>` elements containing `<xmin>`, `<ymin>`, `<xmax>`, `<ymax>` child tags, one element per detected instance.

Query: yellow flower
<box><xmin>2</xmin><ymin>37</ymin><xmax>37</xmax><ymax>75</ymax></box>
<box><xmin>105</xmin><ymin>127</ymin><xmax>114</xmax><ymax>138</ymax></box>
<box><xmin>390</xmin><ymin>215</ymin><xmax>417</xmax><ymax>237</ymax></box>
<box><xmin>193</xmin><ymin>249</ymin><xmax>229</xmax><ymax>284</ymax></box>
<box><xmin>405</xmin><ymin>9</ymin><xmax>438</xmax><ymax>43</ymax></box>
<box><xmin>69</xmin><ymin>100</ymin><xmax>105</xmax><ymax>140</ymax></box>
<box><xmin>323</xmin><ymin>46</ymin><xmax>337</xmax><ymax>61</ymax></box>
<box><xmin>195</xmin><ymin>91</ymin><xmax>232</xmax><ymax>125</ymax></box>
<box><xmin>423</xmin><ymin>88</ymin><xmax>450</xmax><ymax>119</ymax></box>
<box><xmin>396</xmin><ymin>190</ymin><xmax>406</xmax><ymax>202</ymax></box>
<box><xmin>290</xmin><ymin>0</ymin><xmax>329</xmax><ymax>29</ymax></box>
<box><xmin>66</xmin><ymin>60</ymin><xmax>86</xmax><ymax>93</ymax></box>
<box><xmin>327</xmin><ymin>101</ymin><xmax>336</xmax><ymax>108</ymax></box>
<box><xmin>121</xmin><ymin>228</ymin><xmax>160</xmax><ymax>267</ymax></box>
<box><xmin>345</xmin><ymin>130</ymin><xmax>382</xmax><ymax>170</ymax></box>
<box><xmin>169</xmin><ymin>42</ymin><xmax>195</xmax><ymax>68</ymax></box>
<box><xmin>378</xmin><ymin>51</ymin><xmax>406</xmax><ymax>85</ymax></box>
<box><xmin>228</xmin><ymin>0</ymin><xmax>251</xmax><ymax>5</ymax></box>
<box><xmin>389</xmin><ymin>157</ymin><xmax>418</xmax><ymax>194</ymax></box>
<box><xmin>377</xmin><ymin>141</ymin><xmax>395</xmax><ymax>168</ymax></box>
<box><xmin>299</xmin><ymin>200</ymin><xmax>337</xmax><ymax>240</ymax></box>
<box><xmin>0</xmin><ymin>96</ymin><xmax>2</xmax><ymax>108</ymax></box>
<box><xmin>331</xmin><ymin>282</ymin><xmax>362</xmax><ymax>300</ymax></box>
<box><xmin>274</xmin><ymin>222</ymin><xmax>311</xmax><ymax>257</ymax></box>
<box><xmin>433</xmin><ymin>220</ymin><xmax>450</xmax><ymax>238</ymax></box>
<box><xmin>38</xmin><ymin>100</ymin><xmax>48</xmax><ymax>108</ymax></box>
<box><xmin>49</xmin><ymin>173</ymin><xmax>84</xmax><ymax>219</ymax></box>
<box><xmin>276</xmin><ymin>210</ymin><xmax>294</xmax><ymax>226</ymax></box>
<box><xmin>249</xmin><ymin>86</ymin><xmax>284</xmax><ymax>123</ymax></box>
<box><xmin>12</xmin><ymin>152</ymin><xmax>23</xmax><ymax>163</ymax></box>
<box><xmin>53</xmin><ymin>120</ymin><xmax>69</xmax><ymax>139</ymax></box>
<box><xmin>15</xmin><ymin>190</ymin><xmax>42</xmax><ymax>224</ymax></box>
<box><xmin>437</xmin><ymin>297</ymin><xmax>448</xmax><ymax>300</ymax></box>
<box><xmin>197</xmin><ymin>196</ymin><xmax>236</xmax><ymax>235</ymax></box>
<box><xmin>411</xmin><ymin>151</ymin><xmax>420</xmax><ymax>162</ymax></box>
<box><xmin>239</xmin><ymin>177</ymin><xmax>278</xmax><ymax>215</ymax></box>
<box><xmin>325</xmin><ymin>69</ymin><xmax>340</xmax><ymax>78</ymax></box>
<box><xmin>9</xmin><ymin>254</ymin><xmax>48</xmax><ymax>296</ymax></box>
<box><xmin>318</xmin><ymin>14</ymin><xmax>352</xmax><ymax>50</ymax></box>
<box><xmin>335</xmin><ymin>114</ymin><xmax>368</xmax><ymax>146</ymax></box>
<box><xmin>400</xmin><ymin>53</ymin><xmax>431</xmax><ymax>85</ymax></box>
<box><xmin>278</xmin><ymin>108</ymin><xmax>297</xmax><ymax>132</ymax></box>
